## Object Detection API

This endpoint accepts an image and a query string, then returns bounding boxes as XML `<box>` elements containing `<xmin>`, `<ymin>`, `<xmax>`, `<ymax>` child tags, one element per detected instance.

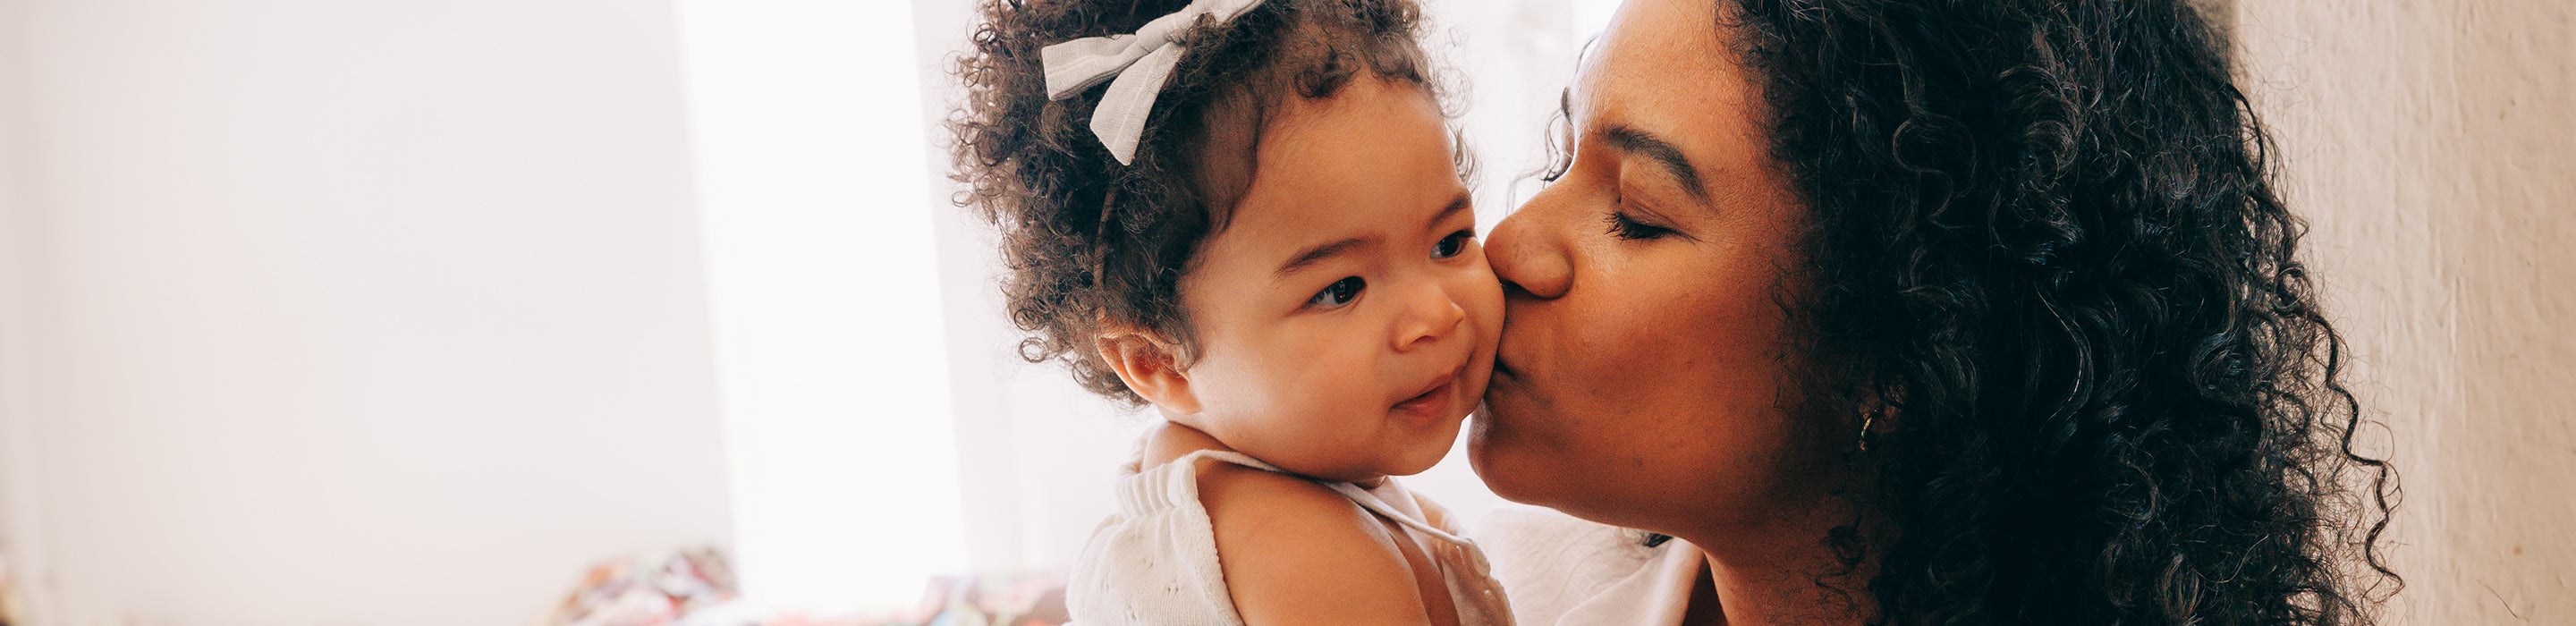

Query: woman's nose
<box><xmin>1487</xmin><ymin>190</ymin><xmax>1573</xmax><ymax>300</ymax></box>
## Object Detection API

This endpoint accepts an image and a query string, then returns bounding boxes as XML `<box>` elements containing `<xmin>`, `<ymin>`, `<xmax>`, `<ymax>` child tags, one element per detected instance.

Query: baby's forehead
<box><xmin>1235</xmin><ymin>92</ymin><xmax>1451</xmax><ymax>205</ymax></box>
<box><xmin>1186</xmin><ymin>75</ymin><xmax>1457</xmax><ymax>211</ymax></box>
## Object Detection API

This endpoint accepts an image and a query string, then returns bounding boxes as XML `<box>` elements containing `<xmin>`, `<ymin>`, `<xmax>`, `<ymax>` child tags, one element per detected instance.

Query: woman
<box><xmin>1469</xmin><ymin>0</ymin><xmax>2398</xmax><ymax>623</ymax></box>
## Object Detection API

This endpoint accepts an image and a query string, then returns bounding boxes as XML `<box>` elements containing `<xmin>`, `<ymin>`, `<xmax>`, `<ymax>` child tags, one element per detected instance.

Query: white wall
<box><xmin>0</xmin><ymin>0</ymin><xmax>55</xmax><ymax>622</ymax></box>
<box><xmin>674</xmin><ymin>0</ymin><xmax>969</xmax><ymax>613</ymax></box>
<box><xmin>911</xmin><ymin>0</ymin><xmax>1164</xmax><ymax>576</ymax></box>
<box><xmin>0</xmin><ymin>1</ymin><xmax>734</xmax><ymax>624</ymax></box>
<box><xmin>2236</xmin><ymin>1</ymin><xmax>2575</xmax><ymax>622</ymax></box>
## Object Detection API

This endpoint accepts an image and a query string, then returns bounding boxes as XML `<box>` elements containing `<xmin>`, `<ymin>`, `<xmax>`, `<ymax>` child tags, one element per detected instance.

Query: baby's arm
<box><xmin>1199</xmin><ymin>462</ymin><xmax>1436</xmax><ymax>625</ymax></box>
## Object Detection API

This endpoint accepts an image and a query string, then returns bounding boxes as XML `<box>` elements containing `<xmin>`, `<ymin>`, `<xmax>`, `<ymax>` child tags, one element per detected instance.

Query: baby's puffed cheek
<box><xmin>1478</xmin><ymin>276</ymin><xmax>1506</xmax><ymax>317</ymax></box>
<box><xmin>1462</xmin><ymin>291</ymin><xmax>1507</xmax><ymax>394</ymax></box>
<box><xmin>1454</xmin><ymin>256</ymin><xmax>1506</xmax><ymax>350</ymax></box>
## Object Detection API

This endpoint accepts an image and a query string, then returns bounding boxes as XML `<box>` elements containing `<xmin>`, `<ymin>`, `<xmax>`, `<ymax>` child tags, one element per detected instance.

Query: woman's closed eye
<box><xmin>1308</xmin><ymin>276</ymin><xmax>1366</xmax><ymax>309</ymax></box>
<box><xmin>1604</xmin><ymin>211</ymin><xmax>1675</xmax><ymax>241</ymax></box>
<box><xmin>1433</xmin><ymin>229</ymin><xmax>1475</xmax><ymax>258</ymax></box>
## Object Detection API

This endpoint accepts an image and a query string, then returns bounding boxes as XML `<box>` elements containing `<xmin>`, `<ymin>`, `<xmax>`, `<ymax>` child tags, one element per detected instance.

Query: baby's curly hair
<box><xmin>950</xmin><ymin>0</ymin><xmax>1453</xmax><ymax>405</ymax></box>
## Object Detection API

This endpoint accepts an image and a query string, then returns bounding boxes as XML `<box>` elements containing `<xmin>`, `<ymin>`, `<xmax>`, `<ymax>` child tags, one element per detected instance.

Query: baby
<box><xmin>950</xmin><ymin>0</ymin><xmax>1510</xmax><ymax>624</ymax></box>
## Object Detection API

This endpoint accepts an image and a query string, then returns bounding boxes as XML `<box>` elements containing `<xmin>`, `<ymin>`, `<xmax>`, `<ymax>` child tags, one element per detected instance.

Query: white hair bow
<box><xmin>1042</xmin><ymin>0</ymin><xmax>1271</xmax><ymax>165</ymax></box>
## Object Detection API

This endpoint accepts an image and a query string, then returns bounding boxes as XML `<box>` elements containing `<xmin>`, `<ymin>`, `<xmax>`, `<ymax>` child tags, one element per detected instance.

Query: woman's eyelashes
<box><xmin>1603</xmin><ymin>211</ymin><xmax>1675</xmax><ymax>241</ymax></box>
<box><xmin>1308</xmin><ymin>276</ymin><xmax>1366</xmax><ymax>309</ymax></box>
<box><xmin>1433</xmin><ymin>229</ymin><xmax>1475</xmax><ymax>258</ymax></box>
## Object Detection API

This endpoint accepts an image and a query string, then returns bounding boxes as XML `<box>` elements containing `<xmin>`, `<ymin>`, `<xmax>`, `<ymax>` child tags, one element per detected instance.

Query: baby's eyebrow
<box><xmin>1427</xmin><ymin>194</ymin><xmax>1471</xmax><ymax>231</ymax></box>
<box><xmin>1277</xmin><ymin>237</ymin><xmax>1367</xmax><ymax>278</ymax></box>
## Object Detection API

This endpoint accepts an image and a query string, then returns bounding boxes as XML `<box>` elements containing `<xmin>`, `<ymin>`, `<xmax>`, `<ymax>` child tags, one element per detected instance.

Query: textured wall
<box><xmin>2235</xmin><ymin>1</ymin><xmax>2575</xmax><ymax>622</ymax></box>
<box><xmin>0</xmin><ymin>1</ymin><xmax>735</xmax><ymax>624</ymax></box>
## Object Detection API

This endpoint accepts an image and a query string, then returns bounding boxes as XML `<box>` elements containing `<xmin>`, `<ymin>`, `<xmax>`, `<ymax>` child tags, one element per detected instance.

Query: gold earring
<box><xmin>1856</xmin><ymin>408</ymin><xmax>1880</xmax><ymax>453</ymax></box>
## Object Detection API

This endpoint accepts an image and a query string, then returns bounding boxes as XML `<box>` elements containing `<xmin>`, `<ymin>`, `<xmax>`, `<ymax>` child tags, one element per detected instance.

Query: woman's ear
<box><xmin>1097</xmin><ymin>329</ymin><xmax>1203</xmax><ymax>415</ymax></box>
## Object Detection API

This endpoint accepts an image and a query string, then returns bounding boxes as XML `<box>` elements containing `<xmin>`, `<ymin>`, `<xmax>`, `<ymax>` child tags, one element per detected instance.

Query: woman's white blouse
<box><xmin>1476</xmin><ymin>504</ymin><xmax>1706</xmax><ymax>626</ymax></box>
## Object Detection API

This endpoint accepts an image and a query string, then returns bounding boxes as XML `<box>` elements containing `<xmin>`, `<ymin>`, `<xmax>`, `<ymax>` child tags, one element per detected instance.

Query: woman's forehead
<box><xmin>1575</xmin><ymin>0</ymin><xmax>1771</xmax><ymax>185</ymax></box>
<box><xmin>1581</xmin><ymin>0</ymin><xmax>1724</xmax><ymax>89</ymax></box>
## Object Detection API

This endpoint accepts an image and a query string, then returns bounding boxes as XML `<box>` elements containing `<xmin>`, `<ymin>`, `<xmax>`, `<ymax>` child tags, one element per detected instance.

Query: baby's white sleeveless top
<box><xmin>1065</xmin><ymin>449</ymin><xmax>1515</xmax><ymax>625</ymax></box>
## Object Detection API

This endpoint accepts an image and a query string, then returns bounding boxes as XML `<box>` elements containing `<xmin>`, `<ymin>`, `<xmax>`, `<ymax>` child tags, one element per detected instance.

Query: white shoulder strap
<box><xmin>1151</xmin><ymin>449</ymin><xmax>1479</xmax><ymax>547</ymax></box>
<box><xmin>1169</xmin><ymin>448</ymin><xmax>1285</xmax><ymax>473</ymax></box>
<box><xmin>1327</xmin><ymin>481</ymin><xmax>1479</xmax><ymax>547</ymax></box>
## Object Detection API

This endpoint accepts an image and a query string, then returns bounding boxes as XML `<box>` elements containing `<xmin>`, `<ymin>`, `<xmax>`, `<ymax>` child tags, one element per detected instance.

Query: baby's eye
<box><xmin>1308</xmin><ymin>276</ymin><xmax>1366</xmax><ymax>309</ymax></box>
<box><xmin>1433</xmin><ymin>229</ymin><xmax>1475</xmax><ymax>258</ymax></box>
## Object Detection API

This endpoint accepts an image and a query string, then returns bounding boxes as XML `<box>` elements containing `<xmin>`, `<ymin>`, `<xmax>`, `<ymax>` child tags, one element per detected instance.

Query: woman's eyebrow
<box><xmin>1598</xmin><ymin>124</ymin><xmax>1711</xmax><ymax>203</ymax></box>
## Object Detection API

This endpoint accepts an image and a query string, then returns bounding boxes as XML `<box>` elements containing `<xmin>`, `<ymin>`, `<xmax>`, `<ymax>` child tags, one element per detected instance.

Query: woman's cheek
<box><xmin>1579</xmin><ymin>276</ymin><xmax>1686</xmax><ymax>373</ymax></box>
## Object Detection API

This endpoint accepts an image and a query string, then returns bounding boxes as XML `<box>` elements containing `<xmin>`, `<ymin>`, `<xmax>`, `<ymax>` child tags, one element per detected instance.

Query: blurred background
<box><xmin>0</xmin><ymin>0</ymin><xmax>2564</xmax><ymax>624</ymax></box>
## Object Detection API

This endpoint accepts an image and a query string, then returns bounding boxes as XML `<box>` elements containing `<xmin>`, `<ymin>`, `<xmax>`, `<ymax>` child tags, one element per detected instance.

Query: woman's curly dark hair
<box><xmin>1668</xmin><ymin>0</ymin><xmax>2402</xmax><ymax>622</ymax></box>
<box><xmin>949</xmin><ymin>0</ymin><xmax>1451</xmax><ymax>404</ymax></box>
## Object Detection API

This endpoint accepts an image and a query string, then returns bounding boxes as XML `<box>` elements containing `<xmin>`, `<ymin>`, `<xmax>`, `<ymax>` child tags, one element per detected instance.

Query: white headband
<box><xmin>1041</xmin><ymin>0</ymin><xmax>1272</xmax><ymax>165</ymax></box>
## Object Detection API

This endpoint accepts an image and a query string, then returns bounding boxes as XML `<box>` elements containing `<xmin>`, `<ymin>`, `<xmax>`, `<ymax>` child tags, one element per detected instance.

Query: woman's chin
<box><xmin>1465</xmin><ymin>412</ymin><xmax>1557</xmax><ymax>507</ymax></box>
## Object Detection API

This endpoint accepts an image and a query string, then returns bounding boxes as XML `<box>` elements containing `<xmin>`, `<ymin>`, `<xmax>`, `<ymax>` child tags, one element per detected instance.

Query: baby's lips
<box><xmin>1391</xmin><ymin>357</ymin><xmax>1471</xmax><ymax>410</ymax></box>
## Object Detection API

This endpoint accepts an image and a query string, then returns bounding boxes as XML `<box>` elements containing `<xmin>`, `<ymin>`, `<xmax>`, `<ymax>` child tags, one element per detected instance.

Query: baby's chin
<box><xmin>1262</xmin><ymin>397</ymin><xmax>1476</xmax><ymax>482</ymax></box>
<box><xmin>1290</xmin><ymin>433</ymin><xmax>1457</xmax><ymax>482</ymax></box>
<box><xmin>1380</xmin><ymin>421</ymin><xmax>1469</xmax><ymax>478</ymax></box>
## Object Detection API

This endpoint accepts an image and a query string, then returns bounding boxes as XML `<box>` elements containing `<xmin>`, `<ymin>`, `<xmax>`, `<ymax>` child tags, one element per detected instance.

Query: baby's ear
<box><xmin>1097</xmin><ymin>328</ymin><xmax>1202</xmax><ymax>415</ymax></box>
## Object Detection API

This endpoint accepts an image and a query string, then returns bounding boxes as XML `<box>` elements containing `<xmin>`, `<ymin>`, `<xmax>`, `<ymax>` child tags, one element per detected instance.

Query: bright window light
<box><xmin>672</xmin><ymin>0</ymin><xmax>966</xmax><ymax>614</ymax></box>
<box><xmin>1573</xmin><ymin>0</ymin><xmax>1619</xmax><ymax>41</ymax></box>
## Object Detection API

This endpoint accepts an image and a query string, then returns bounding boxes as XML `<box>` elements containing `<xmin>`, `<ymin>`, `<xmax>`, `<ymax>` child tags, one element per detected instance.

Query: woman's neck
<box><xmin>1674</xmin><ymin>486</ymin><xmax>1886</xmax><ymax>625</ymax></box>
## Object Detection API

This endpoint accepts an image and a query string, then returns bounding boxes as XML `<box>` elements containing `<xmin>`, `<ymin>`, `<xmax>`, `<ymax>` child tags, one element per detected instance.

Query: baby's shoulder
<box><xmin>1191</xmin><ymin>462</ymin><xmax>1433</xmax><ymax>622</ymax></box>
<box><xmin>1129</xmin><ymin>422</ymin><xmax>1429</xmax><ymax>620</ymax></box>
<box><xmin>1192</xmin><ymin>460</ymin><xmax>1368</xmax><ymax>531</ymax></box>
<box><xmin>1139</xmin><ymin>423</ymin><xmax>1380</xmax><ymax>532</ymax></box>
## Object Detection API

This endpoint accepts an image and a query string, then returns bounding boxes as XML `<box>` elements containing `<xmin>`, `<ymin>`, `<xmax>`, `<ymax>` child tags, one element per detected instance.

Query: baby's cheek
<box><xmin>1462</xmin><ymin>259</ymin><xmax>1509</xmax><ymax>353</ymax></box>
<box><xmin>1253</xmin><ymin>393</ymin><xmax>1382</xmax><ymax>481</ymax></box>
<box><xmin>1473</xmin><ymin>287</ymin><xmax>1507</xmax><ymax>353</ymax></box>
<box><xmin>1255</xmin><ymin>354</ymin><xmax>1371</xmax><ymax>434</ymax></box>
